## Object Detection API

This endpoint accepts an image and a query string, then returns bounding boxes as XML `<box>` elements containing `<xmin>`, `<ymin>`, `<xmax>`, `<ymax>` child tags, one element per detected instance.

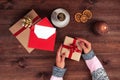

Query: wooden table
<box><xmin>0</xmin><ymin>0</ymin><xmax>120</xmax><ymax>80</ymax></box>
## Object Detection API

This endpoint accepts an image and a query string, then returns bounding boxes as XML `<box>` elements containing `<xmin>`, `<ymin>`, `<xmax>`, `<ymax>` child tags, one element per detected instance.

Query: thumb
<box><xmin>61</xmin><ymin>53</ymin><xmax>66</xmax><ymax>62</ymax></box>
<box><xmin>79</xmin><ymin>42</ymin><xmax>87</xmax><ymax>50</ymax></box>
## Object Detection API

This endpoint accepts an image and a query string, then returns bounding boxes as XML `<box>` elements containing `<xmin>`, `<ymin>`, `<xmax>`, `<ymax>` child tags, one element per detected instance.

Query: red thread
<box><xmin>13</xmin><ymin>27</ymin><xmax>26</xmax><ymax>36</ymax></box>
<box><xmin>62</xmin><ymin>39</ymin><xmax>81</xmax><ymax>59</ymax></box>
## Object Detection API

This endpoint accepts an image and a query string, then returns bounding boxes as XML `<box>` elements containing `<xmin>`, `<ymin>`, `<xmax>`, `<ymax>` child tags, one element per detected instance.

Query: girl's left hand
<box><xmin>56</xmin><ymin>45</ymin><xmax>66</xmax><ymax>68</ymax></box>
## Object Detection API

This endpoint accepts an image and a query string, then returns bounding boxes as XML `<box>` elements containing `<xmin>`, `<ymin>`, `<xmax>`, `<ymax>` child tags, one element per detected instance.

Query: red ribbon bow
<box><xmin>62</xmin><ymin>39</ymin><xmax>81</xmax><ymax>59</ymax></box>
<box><xmin>13</xmin><ymin>16</ymin><xmax>40</xmax><ymax>36</ymax></box>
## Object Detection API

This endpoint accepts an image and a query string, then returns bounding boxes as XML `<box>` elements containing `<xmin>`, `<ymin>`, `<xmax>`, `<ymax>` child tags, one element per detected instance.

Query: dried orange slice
<box><xmin>80</xmin><ymin>15</ymin><xmax>88</xmax><ymax>23</ymax></box>
<box><xmin>75</xmin><ymin>13</ymin><xmax>82</xmax><ymax>22</ymax></box>
<box><xmin>83</xmin><ymin>10</ymin><xmax>92</xmax><ymax>19</ymax></box>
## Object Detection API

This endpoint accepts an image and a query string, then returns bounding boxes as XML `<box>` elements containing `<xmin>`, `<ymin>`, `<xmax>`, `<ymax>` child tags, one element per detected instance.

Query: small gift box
<box><xmin>9</xmin><ymin>9</ymin><xmax>41</xmax><ymax>53</ymax></box>
<box><xmin>61</xmin><ymin>36</ymin><xmax>82</xmax><ymax>61</ymax></box>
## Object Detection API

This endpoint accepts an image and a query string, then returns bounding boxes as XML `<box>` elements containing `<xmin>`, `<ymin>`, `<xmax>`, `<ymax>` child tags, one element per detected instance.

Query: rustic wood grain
<box><xmin>0</xmin><ymin>0</ymin><xmax>120</xmax><ymax>80</ymax></box>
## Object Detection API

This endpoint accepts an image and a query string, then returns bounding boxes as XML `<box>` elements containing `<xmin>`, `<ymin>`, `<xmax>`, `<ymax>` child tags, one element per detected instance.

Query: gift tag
<box><xmin>34</xmin><ymin>25</ymin><xmax>56</xmax><ymax>39</ymax></box>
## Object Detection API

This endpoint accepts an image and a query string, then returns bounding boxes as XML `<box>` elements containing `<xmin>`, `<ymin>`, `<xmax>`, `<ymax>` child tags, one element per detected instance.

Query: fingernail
<box><xmin>79</xmin><ymin>41</ymin><xmax>84</xmax><ymax>44</ymax></box>
<box><xmin>80</xmin><ymin>41</ymin><xmax>84</xmax><ymax>43</ymax></box>
<box><xmin>63</xmin><ymin>53</ymin><xmax>65</xmax><ymax>55</ymax></box>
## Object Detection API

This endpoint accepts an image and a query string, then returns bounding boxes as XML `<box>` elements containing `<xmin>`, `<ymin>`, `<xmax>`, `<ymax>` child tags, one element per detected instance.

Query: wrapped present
<box><xmin>28</xmin><ymin>17</ymin><xmax>56</xmax><ymax>51</ymax></box>
<box><xmin>61</xmin><ymin>36</ymin><xmax>82</xmax><ymax>61</ymax></box>
<box><xmin>9</xmin><ymin>9</ymin><xmax>41</xmax><ymax>53</ymax></box>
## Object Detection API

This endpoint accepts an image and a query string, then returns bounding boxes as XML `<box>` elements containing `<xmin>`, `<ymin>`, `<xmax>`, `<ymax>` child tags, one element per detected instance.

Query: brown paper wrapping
<box><xmin>61</xmin><ymin>36</ymin><xmax>82</xmax><ymax>61</ymax></box>
<box><xmin>9</xmin><ymin>9</ymin><xmax>40</xmax><ymax>53</ymax></box>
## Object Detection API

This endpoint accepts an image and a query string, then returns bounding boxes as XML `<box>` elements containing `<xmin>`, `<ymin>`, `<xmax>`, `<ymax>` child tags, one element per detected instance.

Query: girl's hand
<box><xmin>77</xmin><ymin>38</ymin><xmax>92</xmax><ymax>54</ymax></box>
<box><xmin>56</xmin><ymin>45</ymin><xmax>66</xmax><ymax>68</ymax></box>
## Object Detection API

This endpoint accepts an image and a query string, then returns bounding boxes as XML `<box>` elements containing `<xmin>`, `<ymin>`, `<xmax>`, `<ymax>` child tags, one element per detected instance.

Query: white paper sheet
<box><xmin>34</xmin><ymin>25</ymin><xmax>56</xmax><ymax>39</ymax></box>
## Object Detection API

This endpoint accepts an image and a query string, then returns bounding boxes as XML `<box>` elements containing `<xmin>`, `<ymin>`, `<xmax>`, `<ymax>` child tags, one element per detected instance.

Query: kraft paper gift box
<box><xmin>9</xmin><ymin>9</ymin><xmax>41</xmax><ymax>53</ymax></box>
<box><xmin>61</xmin><ymin>36</ymin><xmax>82</xmax><ymax>61</ymax></box>
<box><xmin>28</xmin><ymin>17</ymin><xmax>56</xmax><ymax>51</ymax></box>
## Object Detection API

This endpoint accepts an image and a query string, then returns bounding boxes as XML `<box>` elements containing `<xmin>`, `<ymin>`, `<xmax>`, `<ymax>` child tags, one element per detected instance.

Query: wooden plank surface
<box><xmin>0</xmin><ymin>0</ymin><xmax>120</xmax><ymax>80</ymax></box>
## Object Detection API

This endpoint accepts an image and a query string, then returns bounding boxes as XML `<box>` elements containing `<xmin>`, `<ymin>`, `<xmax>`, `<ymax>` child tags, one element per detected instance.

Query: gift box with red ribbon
<box><xmin>9</xmin><ymin>9</ymin><xmax>41</xmax><ymax>53</ymax></box>
<box><xmin>61</xmin><ymin>36</ymin><xmax>82</xmax><ymax>61</ymax></box>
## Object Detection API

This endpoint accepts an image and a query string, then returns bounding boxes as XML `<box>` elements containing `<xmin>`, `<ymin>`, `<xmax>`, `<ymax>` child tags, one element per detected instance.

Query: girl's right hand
<box><xmin>77</xmin><ymin>38</ymin><xmax>92</xmax><ymax>54</ymax></box>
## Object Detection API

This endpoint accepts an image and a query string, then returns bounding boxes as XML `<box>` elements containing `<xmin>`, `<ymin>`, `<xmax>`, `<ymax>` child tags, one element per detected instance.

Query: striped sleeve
<box><xmin>82</xmin><ymin>50</ymin><xmax>109</xmax><ymax>80</ymax></box>
<box><xmin>50</xmin><ymin>76</ymin><xmax>63</xmax><ymax>80</ymax></box>
<box><xmin>50</xmin><ymin>66</ymin><xmax>66</xmax><ymax>80</ymax></box>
